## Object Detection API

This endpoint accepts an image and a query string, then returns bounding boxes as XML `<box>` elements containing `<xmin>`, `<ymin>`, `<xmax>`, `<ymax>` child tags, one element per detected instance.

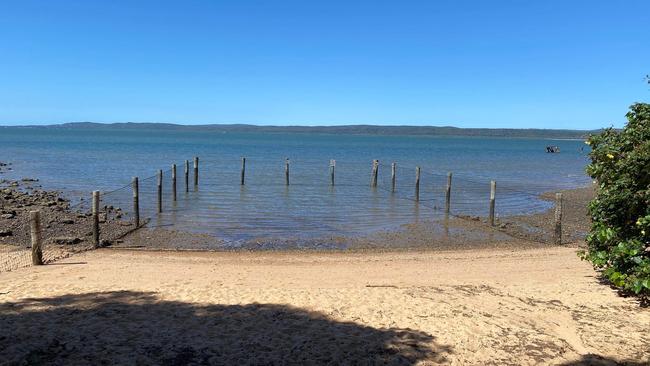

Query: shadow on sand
<box><xmin>0</xmin><ymin>291</ymin><xmax>452</xmax><ymax>365</ymax></box>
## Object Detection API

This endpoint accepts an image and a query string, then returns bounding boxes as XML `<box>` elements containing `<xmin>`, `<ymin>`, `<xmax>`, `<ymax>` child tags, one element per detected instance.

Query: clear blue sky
<box><xmin>1</xmin><ymin>1</ymin><xmax>648</xmax><ymax>129</ymax></box>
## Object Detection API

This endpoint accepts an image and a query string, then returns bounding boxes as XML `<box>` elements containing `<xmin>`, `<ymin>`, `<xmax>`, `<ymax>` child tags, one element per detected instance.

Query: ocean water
<box><xmin>0</xmin><ymin>126</ymin><xmax>591</xmax><ymax>246</ymax></box>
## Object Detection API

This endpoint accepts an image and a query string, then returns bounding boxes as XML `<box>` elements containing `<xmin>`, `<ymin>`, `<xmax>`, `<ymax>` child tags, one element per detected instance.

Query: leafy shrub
<box><xmin>582</xmin><ymin>103</ymin><xmax>650</xmax><ymax>295</ymax></box>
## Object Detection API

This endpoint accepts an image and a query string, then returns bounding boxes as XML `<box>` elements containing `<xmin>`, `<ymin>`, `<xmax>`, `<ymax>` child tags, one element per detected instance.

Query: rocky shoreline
<box><xmin>0</xmin><ymin>173</ymin><xmax>134</xmax><ymax>251</ymax></box>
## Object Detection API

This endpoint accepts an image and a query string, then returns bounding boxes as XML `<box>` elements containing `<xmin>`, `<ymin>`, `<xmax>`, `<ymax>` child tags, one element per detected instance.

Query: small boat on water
<box><xmin>546</xmin><ymin>145</ymin><xmax>560</xmax><ymax>153</ymax></box>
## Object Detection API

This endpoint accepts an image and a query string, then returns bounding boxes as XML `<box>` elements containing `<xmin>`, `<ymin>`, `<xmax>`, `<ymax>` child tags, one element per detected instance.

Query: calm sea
<box><xmin>0</xmin><ymin>126</ymin><xmax>591</xmax><ymax>246</ymax></box>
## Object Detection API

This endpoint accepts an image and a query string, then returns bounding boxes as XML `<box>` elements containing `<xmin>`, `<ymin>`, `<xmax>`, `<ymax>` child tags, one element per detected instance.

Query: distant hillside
<box><xmin>25</xmin><ymin>122</ymin><xmax>596</xmax><ymax>139</ymax></box>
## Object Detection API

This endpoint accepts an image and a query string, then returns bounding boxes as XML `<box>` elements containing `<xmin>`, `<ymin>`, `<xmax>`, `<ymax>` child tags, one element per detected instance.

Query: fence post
<box><xmin>193</xmin><ymin>157</ymin><xmax>199</xmax><ymax>188</ymax></box>
<box><xmin>157</xmin><ymin>170</ymin><xmax>163</xmax><ymax>213</ymax></box>
<box><xmin>241</xmin><ymin>157</ymin><xmax>246</xmax><ymax>185</ymax></box>
<box><xmin>285</xmin><ymin>158</ymin><xmax>290</xmax><ymax>186</ymax></box>
<box><xmin>29</xmin><ymin>210</ymin><xmax>43</xmax><ymax>265</ymax></box>
<box><xmin>92</xmin><ymin>190</ymin><xmax>100</xmax><ymax>248</ymax></box>
<box><xmin>554</xmin><ymin>192</ymin><xmax>563</xmax><ymax>244</ymax></box>
<box><xmin>391</xmin><ymin>162</ymin><xmax>396</xmax><ymax>193</ymax></box>
<box><xmin>172</xmin><ymin>164</ymin><xmax>177</xmax><ymax>201</ymax></box>
<box><xmin>489</xmin><ymin>180</ymin><xmax>496</xmax><ymax>226</ymax></box>
<box><xmin>415</xmin><ymin>166</ymin><xmax>421</xmax><ymax>201</ymax></box>
<box><xmin>184</xmin><ymin>160</ymin><xmax>189</xmax><ymax>193</ymax></box>
<box><xmin>371</xmin><ymin>160</ymin><xmax>379</xmax><ymax>187</ymax></box>
<box><xmin>330</xmin><ymin>159</ymin><xmax>336</xmax><ymax>186</ymax></box>
<box><xmin>133</xmin><ymin>177</ymin><xmax>139</xmax><ymax>227</ymax></box>
<box><xmin>445</xmin><ymin>172</ymin><xmax>452</xmax><ymax>215</ymax></box>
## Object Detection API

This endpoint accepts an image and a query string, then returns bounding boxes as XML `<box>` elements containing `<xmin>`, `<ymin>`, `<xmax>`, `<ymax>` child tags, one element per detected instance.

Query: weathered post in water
<box><xmin>157</xmin><ymin>170</ymin><xmax>163</xmax><ymax>213</ymax></box>
<box><xmin>184</xmin><ymin>160</ymin><xmax>189</xmax><ymax>193</ymax></box>
<box><xmin>554</xmin><ymin>193</ymin><xmax>563</xmax><ymax>244</ymax></box>
<box><xmin>445</xmin><ymin>172</ymin><xmax>452</xmax><ymax>215</ymax></box>
<box><xmin>132</xmin><ymin>177</ymin><xmax>139</xmax><ymax>227</ymax></box>
<box><xmin>489</xmin><ymin>180</ymin><xmax>496</xmax><ymax>226</ymax></box>
<box><xmin>240</xmin><ymin>157</ymin><xmax>246</xmax><ymax>185</ymax></box>
<box><xmin>285</xmin><ymin>158</ymin><xmax>290</xmax><ymax>186</ymax></box>
<box><xmin>29</xmin><ymin>210</ymin><xmax>43</xmax><ymax>265</ymax></box>
<box><xmin>92</xmin><ymin>190</ymin><xmax>100</xmax><ymax>248</ymax></box>
<box><xmin>371</xmin><ymin>160</ymin><xmax>379</xmax><ymax>187</ymax></box>
<box><xmin>193</xmin><ymin>157</ymin><xmax>199</xmax><ymax>188</ymax></box>
<box><xmin>391</xmin><ymin>162</ymin><xmax>396</xmax><ymax>193</ymax></box>
<box><xmin>172</xmin><ymin>164</ymin><xmax>177</xmax><ymax>201</ymax></box>
<box><xmin>415</xmin><ymin>167</ymin><xmax>421</xmax><ymax>201</ymax></box>
<box><xmin>330</xmin><ymin>159</ymin><xmax>336</xmax><ymax>186</ymax></box>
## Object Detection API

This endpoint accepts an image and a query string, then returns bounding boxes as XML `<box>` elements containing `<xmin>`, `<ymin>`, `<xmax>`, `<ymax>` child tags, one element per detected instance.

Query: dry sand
<box><xmin>1</xmin><ymin>247</ymin><xmax>648</xmax><ymax>365</ymax></box>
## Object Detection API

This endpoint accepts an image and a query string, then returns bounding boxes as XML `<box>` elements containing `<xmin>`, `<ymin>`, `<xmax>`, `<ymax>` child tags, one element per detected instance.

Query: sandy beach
<box><xmin>1</xmin><ymin>246</ymin><xmax>648</xmax><ymax>365</ymax></box>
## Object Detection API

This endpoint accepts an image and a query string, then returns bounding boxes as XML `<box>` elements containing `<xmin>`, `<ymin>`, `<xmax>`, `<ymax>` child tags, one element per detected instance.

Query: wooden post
<box><xmin>193</xmin><ymin>157</ymin><xmax>199</xmax><ymax>188</ymax></box>
<box><xmin>391</xmin><ymin>162</ymin><xmax>396</xmax><ymax>193</ymax></box>
<box><xmin>172</xmin><ymin>164</ymin><xmax>177</xmax><ymax>201</ymax></box>
<box><xmin>240</xmin><ymin>157</ymin><xmax>246</xmax><ymax>185</ymax></box>
<box><xmin>415</xmin><ymin>167</ymin><xmax>421</xmax><ymax>201</ymax></box>
<box><xmin>184</xmin><ymin>160</ymin><xmax>189</xmax><ymax>193</ymax></box>
<box><xmin>285</xmin><ymin>158</ymin><xmax>290</xmax><ymax>186</ymax></box>
<box><xmin>445</xmin><ymin>172</ymin><xmax>452</xmax><ymax>215</ymax></box>
<box><xmin>330</xmin><ymin>159</ymin><xmax>336</xmax><ymax>186</ymax></box>
<box><xmin>554</xmin><ymin>193</ymin><xmax>563</xmax><ymax>244</ymax></box>
<box><xmin>92</xmin><ymin>190</ymin><xmax>100</xmax><ymax>248</ymax></box>
<box><xmin>29</xmin><ymin>210</ymin><xmax>43</xmax><ymax>265</ymax></box>
<box><xmin>489</xmin><ymin>180</ymin><xmax>496</xmax><ymax>226</ymax></box>
<box><xmin>157</xmin><ymin>170</ymin><xmax>163</xmax><ymax>213</ymax></box>
<box><xmin>132</xmin><ymin>177</ymin><xmax>139</xmax><ymax>227</ymax></box>
<box><xmin>371</xmin><ymin>160</ymin><xmax>379</xmax><ymax>187</ymax></box>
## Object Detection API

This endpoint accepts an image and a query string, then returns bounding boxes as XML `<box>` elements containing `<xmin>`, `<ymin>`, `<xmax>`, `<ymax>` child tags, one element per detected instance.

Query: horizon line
<box><xmin>0</xmin><ymin>121</ymin><xmax>600</xmax><ymax>132</ymax></box>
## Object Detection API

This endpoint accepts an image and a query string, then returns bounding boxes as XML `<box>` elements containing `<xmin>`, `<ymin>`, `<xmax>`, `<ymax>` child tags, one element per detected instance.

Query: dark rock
<box><xmin>51</xmin><ymin>237</ymin><xmax>82</xmax><ymax>245</ymax></box>
<box><xmin>21</xmin><ymin>178</ymin><xmax>39</xmax><ymax>182</ymax></box>
<box><xmin>0</xmin><ymin>213</ymin><xmax>15</xmax><ymax>219</ymax></box>
<box><xmin>0</xmin><ymin>230</ymin><xmax>13</xmax><ymax>237</ymax></box>
<box><xmin>61</xmin><ymin>219</ymin><xmax>75</xmax><ymax>224</ymax></box>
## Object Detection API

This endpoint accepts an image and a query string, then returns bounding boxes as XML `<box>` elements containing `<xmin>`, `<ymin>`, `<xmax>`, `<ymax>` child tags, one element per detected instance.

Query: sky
<box><xmin>0</xmin><ymin>1</ymin><xmax>648</xmax><ymax>129</ymax></box>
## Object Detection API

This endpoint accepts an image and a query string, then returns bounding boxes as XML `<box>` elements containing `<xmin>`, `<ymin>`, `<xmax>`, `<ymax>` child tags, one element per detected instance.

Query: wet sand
<box><xmin>1</xmin><ymin>247</ymin><xmax>648</xmax><ymax>365</ymax></box>
<box><xmin>498</xmin><ymin>185</ymin><xmax>594</xmax><ymax>244</ymax></box>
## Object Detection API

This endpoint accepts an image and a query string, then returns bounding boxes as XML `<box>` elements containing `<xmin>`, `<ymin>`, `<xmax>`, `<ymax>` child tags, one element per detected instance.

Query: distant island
<box><xmin>6</xmin><ymin>122</ymin><xmax>598</xmax><ymax>139</ymax></box>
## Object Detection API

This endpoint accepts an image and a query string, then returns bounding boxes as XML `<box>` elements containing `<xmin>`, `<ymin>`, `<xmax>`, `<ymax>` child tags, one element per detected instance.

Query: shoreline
<box><xmin>2</xmin><ymin>173</ymin><xmax>594</xmax><ymax>256</ymax></box>
<box><xmin>1</xmin><ymin>158</ymin><xmax>594</xmax><ymax>267</ymax></box>
<box><xmin>114</xmin><ymin>185</ymin><xmax>594</xmax><ymax>252</ymax></box>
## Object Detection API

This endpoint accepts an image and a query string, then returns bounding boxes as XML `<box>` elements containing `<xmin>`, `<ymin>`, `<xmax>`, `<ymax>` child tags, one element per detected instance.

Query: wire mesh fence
<box><xmin>1</xmin><ymin>156</ymin><xmax>592</xmax><ymax>272</ymax></box>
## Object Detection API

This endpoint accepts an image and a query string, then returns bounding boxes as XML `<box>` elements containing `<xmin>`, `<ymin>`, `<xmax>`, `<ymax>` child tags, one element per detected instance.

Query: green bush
<box><xmin>582</xmin><ymin>103</ymin><xmax>650</xmax><ymax>295</ymax></box>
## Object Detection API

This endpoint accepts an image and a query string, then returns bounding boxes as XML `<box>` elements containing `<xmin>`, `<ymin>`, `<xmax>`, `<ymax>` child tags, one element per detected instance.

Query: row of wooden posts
<box><xmin>26</xmin><ymin>157</ymin><xmax>564</xmax><ymax>266</ymax></box>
